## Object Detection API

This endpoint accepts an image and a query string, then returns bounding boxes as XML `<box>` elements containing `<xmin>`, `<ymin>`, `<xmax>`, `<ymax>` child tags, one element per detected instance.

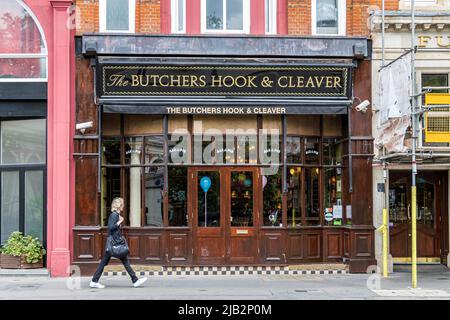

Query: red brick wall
<box><xmin>288</xmin><ymin>0</ymin><xmax>312</xmax><ymax>35</ymax></box>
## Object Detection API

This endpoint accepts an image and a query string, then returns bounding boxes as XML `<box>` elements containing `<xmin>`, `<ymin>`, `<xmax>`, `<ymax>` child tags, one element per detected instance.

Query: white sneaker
<box><xmin>133</xmin><ymin>277</ymin><xmax>148</xmax><ymax>288</ymax></box>
<box><xmin>89</xmin><ymin>281</ymin><xmax>105</xmax><ymax>289</ymax></box>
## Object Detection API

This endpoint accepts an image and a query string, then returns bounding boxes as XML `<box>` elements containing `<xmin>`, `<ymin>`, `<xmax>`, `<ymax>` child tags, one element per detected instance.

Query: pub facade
<box><xmin>73</xmin><ymin>1</ymin><xmax>375</xmax><ymax>274</ymax></box>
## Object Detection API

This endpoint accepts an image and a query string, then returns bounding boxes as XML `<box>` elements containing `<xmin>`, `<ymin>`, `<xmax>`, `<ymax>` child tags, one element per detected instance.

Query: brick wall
<box><xmin>288</xmin><ymin>0</ymin><xmax>311</xmax><ymax>35</ymax></box>
<box><xmin>75</xmin><ymin>0</ymin><xmax>161</xmax><ymax>35</ymax></box>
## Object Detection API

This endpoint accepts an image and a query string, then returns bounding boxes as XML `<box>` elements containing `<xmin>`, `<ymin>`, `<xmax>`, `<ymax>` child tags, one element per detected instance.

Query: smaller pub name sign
<box><xmin>98</xmin><ymin>63</ymin><xmax>351</xmax><ymax>99</ymax></box>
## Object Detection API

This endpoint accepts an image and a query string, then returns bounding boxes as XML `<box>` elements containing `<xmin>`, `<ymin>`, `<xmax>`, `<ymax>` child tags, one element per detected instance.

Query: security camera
<box><xmin>355</xmin><ymin>100</ymin><xmax>370</xmax><ymax>113</ymax></box>
<box><xmin>76</xmin><ymin>121</ymin><xmax>93</xmax><ymax>134</ymax></box>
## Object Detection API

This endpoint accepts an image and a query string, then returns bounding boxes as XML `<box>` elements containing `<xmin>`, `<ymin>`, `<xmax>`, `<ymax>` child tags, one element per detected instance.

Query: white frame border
<box><xmin>171</xmin><ymin>0</ymin><xmax>186</xmax><ymax>33</ymax></box>
<box><xmin>311</xmin><ymin>0</ymin><xmax>346</xmax><ymax>36</ymax></box>
<box><xmin>201</xmin><ymin>0</ymin><xmax>250</xmax><ymax>34</ymax></box>
<box><xmin>99</xmin><ymin>0</ymin><xmax>136</xmax><ymax>33</ymax></box>
<box><xmin>265</xmin><ymin>0</ymin><xmax>277</xmax><ymax>35</ymax></box>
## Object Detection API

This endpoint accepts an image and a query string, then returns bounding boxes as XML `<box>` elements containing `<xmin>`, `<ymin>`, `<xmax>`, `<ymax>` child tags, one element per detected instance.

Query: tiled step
<box><xmin>0</xmin><ymin>268</ymin><xmax>50</xmax><ymax>277</ymax></box>
<box><xmin>103</xmin><ymin>264</ymin><xmax>348</xmax><ymax>276</ymax></box>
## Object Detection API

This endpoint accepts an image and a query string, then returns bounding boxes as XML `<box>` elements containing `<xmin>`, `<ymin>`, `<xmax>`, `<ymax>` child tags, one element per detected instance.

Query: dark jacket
<box><xmin>108</xmin><ymin>211</ymin><xmax>124</xmax><ymax>244</ymax></box>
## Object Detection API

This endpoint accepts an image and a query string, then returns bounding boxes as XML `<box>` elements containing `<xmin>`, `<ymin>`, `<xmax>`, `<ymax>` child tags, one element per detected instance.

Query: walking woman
<box><xmin>90</xmin><ymin>197</ymin><xmax>147</xmax><ymax>288</ymax></box>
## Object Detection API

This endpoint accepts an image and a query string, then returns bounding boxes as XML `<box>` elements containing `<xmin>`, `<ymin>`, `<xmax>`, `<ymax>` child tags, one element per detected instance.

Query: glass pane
<box><xmin>417</xmin><ymin>178</ymin><xmax>434</xmax><ymax>228</ymax></box>
<box><xmin>144</xmin><ymin>136</ymin><xmax>164</xmax><ymax>165</ymax></box>
<box><xmin>226</xmin><ymin>0</ymin><xmax>243</xmax><ymax>30</ymax></box>
<box><xmin>265</xmin><ymin>0</ymin><xmax>270</xmax><ymax>33</ymax></box>
<box><xmin>1</xmin><ymin>171</ymin><xmax>19</xmax><ymax>244</ymax></box>
<box><xmin>317</xmin><ymin>0</ymin><xmax>338</xmax><ymax>34</ymax></box>
<box><xmin>261</xmin><ymin>134</ymin><xmax>281</xmax><ymax>165</ymax></box>
<box><xmin>389</xmin><ymin>177</ymin><xmax>408</xmax><ymax>224</ymax></box>
<box><xmin>305</xmin><ymin>168</ymin><xmax>320</xmax><ymax>225</ymax></box>
<box><xmin>2</xmin><ymin>119</ymin><xmax>46</xmax><ymax>164</ymax></box>
<box><xmin>0</xmin><ymin>0</ymin><xmax>46</xmax><ymax>54</ymax></box>
<box><xmin>169</xmin><ymin>134</ymin><xmax>189</xmax><ymax>164</ymax></box>
<box><xmin>304</xmin><ymin>137</ymin><xmax>320</xmax><ymax>165</ymax></box>
<box><xmin>323</xmin><ymin>138</ymin><xmax>342</xmax><ymax>166</ymax></box>
<box><xmin>25</xmin><ymin>171</ymin><xmax>44</xmax><ymax>241</ymax></box>
<box><xmin>178</xmin><ymin>0</ymin><xmax>184</xmax><ymax>31</ymax></box>
<box><xmin>206</xmin><ymin>0</ymin><xmax>223</xmax><ymax>29</ymax></box>
<box><xmin>101</xmin><ymin>167</ymin><xmax>121</xmax><ymax>226</ymax></box>
<box><xmin>286</xmin><ymin>137</ymin><xmax>302</xmax><ymax>163</ymax></box>
<box><xmin>106</xmin><ymin>0</ymin><xmax>130</xmax><ymax>31</ymax></box>
<box><xmin>144</xmin><ymin>167</ymin><xmax>164</xmax><ymax>227</ymax></box>
<box><xmin>0</xmin><ymin>58</ymin><xmax>47</xmax><ymax>79</ymax></box>
<box><xmin>230</xmin><ymin>171</ymin><xmax>253</xmax><ymax>227</ymax></box>
<box><xmin>263</xmin><ymin>170</ymin><xmax>282</xmax><ymax>227</ymax></box>
<box><xmin>125</xmin><ymin>167</ymin><xmax>142</xmax><ymax>227</ymax></box>
<box><xmin>198</xmin><ymin>171</ymin><xmax>221</xmax><ymax>227</ymax></box>
<box><xmin>125</xmin><ymin>137</ymin><xmax>143</xmax><ymax>165</ymax></box>
<box><xmin>236</xmin><ymin>135</ymin><xmax>258</xmax><ymax>164</ymax></box>
<box><xmin>168</xmin><ymin>167</ymin><xmax>188</xmax><ymax>226</ymax></box>
<box><xmin>287</xmin><ymin>167</ymin><xmax>302</xmax><ymax>227</ymax></box>
<box><xmin>323</xmin><ymin>168</ymin><xmax>342</xmax><ymax>226</ymax></box>
<box><xmin>102</xmin><ymin>138</ymin><xmax>121</xmax><ymax>165</ymax></box>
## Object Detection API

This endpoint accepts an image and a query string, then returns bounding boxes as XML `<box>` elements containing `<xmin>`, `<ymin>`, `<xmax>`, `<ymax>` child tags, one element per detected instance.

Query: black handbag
<box><xmin>105</xmin><ymin>235</ymin><xmax>129</xmax><ymax>259</ymax></box>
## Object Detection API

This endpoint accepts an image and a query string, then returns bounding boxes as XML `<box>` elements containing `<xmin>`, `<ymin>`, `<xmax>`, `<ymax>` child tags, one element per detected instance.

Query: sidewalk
<box><xmin>0</xmin><ymin>265</ymin><xmax>449</xmax><ymax>300</ymax></box>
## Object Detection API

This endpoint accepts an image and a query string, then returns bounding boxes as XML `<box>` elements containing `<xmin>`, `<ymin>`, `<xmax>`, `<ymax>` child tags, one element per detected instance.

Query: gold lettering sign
<box><xmin>99</xmin><ymin>64</ymin><xmax>350</xmax><ymax>98</ymax></box>
<box><xmin>417</xmin><ymin>35</ymin><xmax>450</xmax><ymax>48</ymax></box>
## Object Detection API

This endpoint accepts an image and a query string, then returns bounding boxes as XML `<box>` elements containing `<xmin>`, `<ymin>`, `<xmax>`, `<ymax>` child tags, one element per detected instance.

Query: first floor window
<box><xmin>313</xmin><ymin>0</ymin><xmax>346</xmax><ymax>35</ymax></box>
<box><xmin>265</xmin><ymin>0</ymin><xmax>277</xmax><ymax>34</ymax></box>
<box><xmin>100</xmin><ymin>0</ymin><xmax>135</xmax><ymax>33</ymax></box>
<box><xmin>171</xmin><ymin>0</ymin><xmax>186</xmax><ymax>33</ymax></box>
<box><xmin>202</xmin><ymin>0</ymin><xmax>249</xmax><ymax>33</ymax></box>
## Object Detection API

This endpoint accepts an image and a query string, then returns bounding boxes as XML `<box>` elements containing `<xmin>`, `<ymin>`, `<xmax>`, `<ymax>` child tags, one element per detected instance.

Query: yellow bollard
<box><xmin>382</xmin><ymin>208</ymin><xmax>388</xmax><ymax>278</ymax></box>
<box><xmin>411</xmin><ymin>186</ymin><xmax>417</xmax><ymax>288</ymax></box>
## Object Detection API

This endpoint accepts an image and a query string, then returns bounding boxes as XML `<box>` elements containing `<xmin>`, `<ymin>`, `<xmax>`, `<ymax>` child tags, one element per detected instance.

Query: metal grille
<box><xmin>428</xmin><ymin>116</ymin><xmax>450</xmax><ymax>132</ymax></box>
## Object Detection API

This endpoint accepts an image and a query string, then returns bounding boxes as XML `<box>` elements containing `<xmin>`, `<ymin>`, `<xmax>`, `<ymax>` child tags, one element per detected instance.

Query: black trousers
<box><xmin>92</xmin><ymin>253</ymin><xmax>138</xmax><ymax>283</ymax></box>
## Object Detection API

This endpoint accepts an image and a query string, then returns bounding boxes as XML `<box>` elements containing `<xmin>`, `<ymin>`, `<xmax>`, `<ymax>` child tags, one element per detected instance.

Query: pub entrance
<box><xmin>190</xmin><ymin>167</ymin><xmax>259</xmax><ymax>265</ymax></box>
<box><xmin>389</xmin><ymin>171</ymin><xmax>449</xmax><ymax>264</ymax></box>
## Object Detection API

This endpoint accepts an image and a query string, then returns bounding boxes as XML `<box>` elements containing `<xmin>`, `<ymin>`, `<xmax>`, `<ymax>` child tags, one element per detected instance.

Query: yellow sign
<box><xmin>424</xmin><ymin>93</ymin><xmax>450</xmax><ymax>143</ymax></box>
<box><xmin>418</xmin><ymin>35</ymin><xmax>450</xmax><ymax>48</ymax></box>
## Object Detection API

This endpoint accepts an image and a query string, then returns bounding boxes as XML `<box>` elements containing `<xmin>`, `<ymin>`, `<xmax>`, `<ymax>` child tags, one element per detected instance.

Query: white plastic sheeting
<box><xmin>375</xmin><ymin>53</ymin><xmax>412</xmax><ymax>153</ymax></box>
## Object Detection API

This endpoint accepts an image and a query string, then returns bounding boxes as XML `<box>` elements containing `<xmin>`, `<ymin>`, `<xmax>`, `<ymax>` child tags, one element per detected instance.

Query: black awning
<box><xmin>102</xmin><ymin>101</ymin><xmax>349</xmax><ymax>115</ymax></box>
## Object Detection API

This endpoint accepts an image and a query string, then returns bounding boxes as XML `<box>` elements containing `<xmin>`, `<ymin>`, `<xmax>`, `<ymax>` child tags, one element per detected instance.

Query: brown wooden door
<box><xmin>190</xmin><ymin>167</ymin><xmax>259</xmax><ymax>265</ymax></box>
<box><xmin>389</xmin><ymin>171</ymin><xmax>445</xmax><ymax>260</ymax></box>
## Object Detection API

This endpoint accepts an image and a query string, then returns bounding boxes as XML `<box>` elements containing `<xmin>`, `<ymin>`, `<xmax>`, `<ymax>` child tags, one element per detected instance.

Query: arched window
<box><xmin>0</xmin><ymin>0</ymin><xmax>47</xmax><ymax>81</ymax></box>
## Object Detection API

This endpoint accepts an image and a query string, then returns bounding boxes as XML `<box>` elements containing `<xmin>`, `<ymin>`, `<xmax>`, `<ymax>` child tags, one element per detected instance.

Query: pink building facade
<box><xmin>0</xmin><ymin>0</ymin><xmax>74</xmax><ymax>277</ymax></box>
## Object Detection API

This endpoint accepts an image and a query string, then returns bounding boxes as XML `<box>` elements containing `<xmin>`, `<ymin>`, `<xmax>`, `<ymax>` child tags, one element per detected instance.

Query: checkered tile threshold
<box><xmin>104</xmin><ymin>266</ymin><xmax>348</xmax><ymax>277</ymax></box>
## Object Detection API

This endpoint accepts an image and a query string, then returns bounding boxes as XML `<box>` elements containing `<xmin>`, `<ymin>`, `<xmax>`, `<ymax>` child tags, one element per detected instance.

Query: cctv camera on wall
<box><xmin>76</xmin><ymin>121</ymin><xmax>93</xmax><ymax>134</ymax></box>
<box><xmin>355</xmin><ymin>100</ymin><xmax>370</xmax><ymax>113</ymax></box>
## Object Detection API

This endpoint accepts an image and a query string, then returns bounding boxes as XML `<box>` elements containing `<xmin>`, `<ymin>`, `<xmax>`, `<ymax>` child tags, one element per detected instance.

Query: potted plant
<box><xmin>0</xmin><ymin>231</ymin><xmax>46</xmax><ymax>269</ymax></box>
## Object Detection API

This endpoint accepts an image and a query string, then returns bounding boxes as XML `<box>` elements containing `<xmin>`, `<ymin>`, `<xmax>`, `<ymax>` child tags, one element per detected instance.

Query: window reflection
<box><xmin>231</xmin><ymin>171</ymin><xmax>253</xmax><ymax>227</ymax></box>
<box><xmin>304</xmin><ymin>137</ymin><xmax>320</xmax><ymax>165</ymax></box>
<box><xmin>305</xmin><ymin>167</ymin><xmax>320</xmax><ymax>225</ymax></box>
<box><xmin>144</xmin><ymin>167</ymin><xmax>164</xmax><ymax>227</ymax></box>
<box><xmin>263</xmin><ymin>171</ymin><xmax>282</xmax><ymax>227</ymax></box>
<box><xmin>103</xmin><ymin>138</ymin><xmax>121</xmax><ymax>165</ymax></box>
<box><xmin>125</xmin><ymin>137</ymin><xmax>143</xmax><ymax>165</ymax></box>
<box><xmin>144</xmin><ymin>136</ymin><xmax>164</xmax><ymax>164</ymax></box>
<box><xmin>286</xmin><ymin>137</ymin><xmax>301</xmax><ymax>163</ymax></box>
<box><xmin>323</xmin><ymin>138</ymin><xmax>342</xmax><ymax>166</ymax></box>
<box><xmin>168</xmin><ymin>167</ymin><xmax>188</xmax><ymax>226</ymax></box>
<box><xmin>316</xmin><ymin>0</ymin><xmax>339</xmax><ymax>34</ymax></box>
<box><xmin>287</xmin><ymin>167</ymin><xmax>302</xmax><ymax>227</ymax></box>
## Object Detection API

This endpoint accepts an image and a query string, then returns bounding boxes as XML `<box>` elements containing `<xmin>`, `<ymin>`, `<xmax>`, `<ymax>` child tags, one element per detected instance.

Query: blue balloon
<box><xmin>200</xmin><ymin>176</ymin><xmax>212</xmax><ymax>193</ymax></box>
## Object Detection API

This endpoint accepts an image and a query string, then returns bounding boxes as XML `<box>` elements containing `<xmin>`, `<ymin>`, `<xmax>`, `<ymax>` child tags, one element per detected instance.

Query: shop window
<box><xmin>1</xmin><ymin>119</ymin><xmax>46</xmax><ymax>164</ymax></box>
<box><xmin>124</xmin><ymin>115</ymin><xmax>163</xmax><ymax>135</ymax></box>
<box><xmin>265</xmin><ymin>0</ymin><xmax>277</xmax><ymax>34</ymax></box>
<box><xmin>171</xmin><ymin>0</ymin><xmax>186</xmax><ymax>33</ymax></box>
<box><xmin>1</xmin><ymin>171</ymin><xmax>19</xmax><ymax>244</ymax></box>
<box><xmin>323</xmin><ymin>138</ymin><xmax>342</xmax><ymax>166</ymax></box>
<box><xmin>143</xmin><ymin>167</ymin><xmax>164</xmax><ymax>227</ymax></box>
<box><xmin>312</xmin><ymin>0</ymin><xmax>346</xmax><ymax>36</ymax></box>
<box><xmin>169</xmin><ymin>134</ymin><xmax>190</xmax><ymax>164</ymax></box>
<box><xmin>287</xmin><ymin>167</ymin><xmax>302</xmax><ymax>227</ymax></box>
<box><xmin>201</xmin><ymin>0</ymin><xmax>250</xmax><ymax>34</ymax></box>
<box><xmin>125</xmin><ymin>137</ymin><xmax>143</xmax><ymax>165</ymax></box>
<box><xmin>263</xmin><ymin>170</ymin><xmax>282</xmax><ymax>227</ymax></box>
<box><xmin>168</xmin><ymin>167</ymin><xmax>188</xmax><ymax>226</ymax></box>
<box><xmin>286</xmin><ymin>136</ymin><xmax>302</xmax><ymax>164</ymax></box>
<box><xmin>144</xmin><ymin>136</ymin><xmax>164</xmax><ymax>165</ymax></box>
<box><xmin>0</xmin><ymin>0</ymin><xmax>47</xmax><ymax>80</ymax></box>
<box><xmin>230</xmin><ymin>171</ymin><xmax>253</xmax><ymax>227</ymax></box>
<box><xmin>101</xmin><ymin>167</ymin><xmax>121</xmax><ymax>226</ymax></box>
<box><xmin>305</xmin><ymin>167</ymin><xmax>320</xmax><ymax>226</ymax></box>
<box><xmin>99</xmin><ymin>0</ymin><xmax>135</xmax><ymax>33</ymax></box>
<box><xmin>304</xmin><ymin>137</ymin><xmax>320</xmax><ymax>165</ymax></box>
<box><xmin>323</xmin><ymin>167</ymin><xmax>342</xmax><ymax>226</ymax></box>
<box><xmin>198</xmin><ymin>171</ymin><xmax>221</xmax><ymax>227</ymax></box>
<box><xmin>421</xmin><ymin>73</ymin><xmax>449</xmax><ymax>147</ymax></box>
<box><xmin>102</xmin><ymin>138</ymin><xmax>121</xmax><ymax>165</ymax></box>
<box><xmin>287</xmin><ymin>115</ymin><xmax>320</xmax><ymax>136</ymax></box>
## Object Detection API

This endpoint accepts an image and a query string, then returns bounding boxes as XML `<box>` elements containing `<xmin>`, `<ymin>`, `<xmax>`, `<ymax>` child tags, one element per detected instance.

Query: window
<box><xmin>0</xmin><ymin>0</ymin><xmax>47</xmax><ymax>81</ymax></box>
<box><xmin>99</xmin><ymin>0</ymin><xmax>135</xmax><ymax>33</ymax></box>
<box><xmin>201</xmin><ymin>0</ymin><xmax>250</xmax><ymax>34</ymax></box>
<box><xmin>171</xmin><ymin>0</ymin><xmax>186</xmax><ymax>33</ymax></box>
<box><xmin>0</xmin><ymin>119</ymin><xmax>46</xmax><ymax>244</ymax></box>
<box><xmin>265</xmin><ymin>0</ymin><xmax>277</xmax><ymax>34</ymax></box>
<box><xmin>312</xmin><ymin>0</ymin><xmax>346</xmax><ymax>36</ymax></box>
<box><xmin>421</xmin><ymin>73</ymin><xmax>449</xmax><ymax>147</ymax></box>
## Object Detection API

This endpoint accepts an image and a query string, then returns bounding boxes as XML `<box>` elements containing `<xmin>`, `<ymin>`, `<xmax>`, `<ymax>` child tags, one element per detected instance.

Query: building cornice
<box><xmin>371</xmin><ymin>11</ymin><xmax>450</xmax><ymax>32</ymax></box>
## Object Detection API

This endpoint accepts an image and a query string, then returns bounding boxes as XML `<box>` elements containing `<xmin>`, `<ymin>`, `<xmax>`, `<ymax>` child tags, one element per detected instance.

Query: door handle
<box><xmin>407</xmin><ymin>204</ymin><xmax>411</xmax><ymax>220</ymax></box>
